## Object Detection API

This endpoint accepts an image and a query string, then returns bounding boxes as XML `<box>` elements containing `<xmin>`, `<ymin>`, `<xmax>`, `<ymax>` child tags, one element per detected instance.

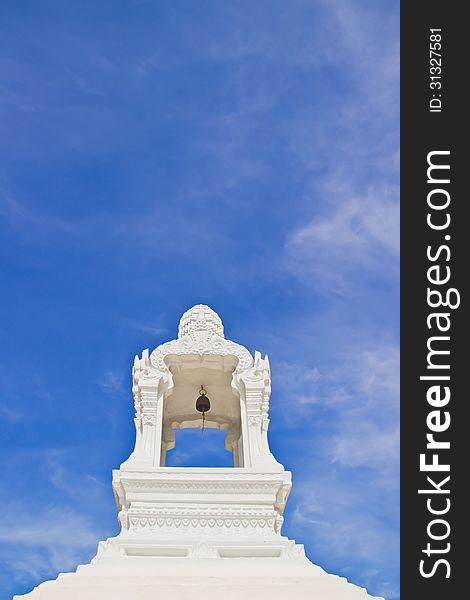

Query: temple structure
<box><xmin>16</xmin><ymin>305</ymin><xmax>381</xmax><ymax>599</ymax></box>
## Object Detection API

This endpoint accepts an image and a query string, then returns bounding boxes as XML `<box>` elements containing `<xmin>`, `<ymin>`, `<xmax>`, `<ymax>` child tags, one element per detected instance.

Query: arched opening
<box><xmin>160</xmin><ymin>354</ymin><xmax>245</xmax><ymax>467</ymax></box>
<box><xmin>165</xmin><ymin>428</ymin><xmax>233</xmax><ymax>467</ymax></box>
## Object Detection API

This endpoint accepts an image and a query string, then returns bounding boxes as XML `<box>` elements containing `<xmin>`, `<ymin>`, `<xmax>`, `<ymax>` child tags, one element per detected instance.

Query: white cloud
<box><xmin>99</xmin><ymin>370</ymin><xmax>125</xmax><ymax>394</ymax></box>
<box><xmin>276</xmin><ymin>341</ymin><xmax>399</xmax><ymax>476</ymax></box>
<box><xmin>332</xmin><ymin>424</ymin><xmax>399</xmax><ymax>472</ymax></box>
<box><xmin>0</xmin><ymin>504</ymin><xmax>100</xmax><ymax>583</ymax></box>
<box><xmin>138</xmin><ymin>324</ymin><xmax>168</xmax><ymax>336</ymax></box>
<box><xmin>326</xmin><ymin>345</ymin><xmax>399</xmax><ymax>471</ymax></box>
<box><xmin>274</xmin><ymin>361</ymin><xmax>322</xmax><ymax>407</ymax></box>
<box><xmin>0</xmin><ymin>401</ymin><xmax>22</xmax><ymax>422</ymax></box>
<box><xmin>286</xmin><ymin>185</ymin><xmax>399</xmax><ymax>294</ymax></box>
<box><xmin>289</xmin><ymin>474</ymin><xmax>399</xmax><ymax>598</ymax></box>
<box><xmin>42</xmin><ymin>449</ymin><xmax>76</xmax><ymax>495</ymax></box>
<box><xmin>293</xmin><ymin>490</ymin><xmax>390</xmax><ymax>561</ymax></box>
<box><xmin>277</xmin><ymin>0</ymin><xmax>399</xmax><ymax>298</ymax></box>
<box><xmin>324</xmin><ymin>344</ymin><xmax>399</xmax><ymax>475</ymax></box>
<box><xmin>0</xmin><ymin>193</ymin><xmax>83</xmax><ymax>238</ymax></box>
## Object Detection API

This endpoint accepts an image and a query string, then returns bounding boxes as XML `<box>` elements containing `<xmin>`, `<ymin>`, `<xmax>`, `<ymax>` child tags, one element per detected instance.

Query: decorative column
<box><xmin>125</xmin><ymin>349</ymin><xmax>165</xmax><ymax>468</ymax></box>
<box><xmin>238</xmin><ymin>351</ymin><xmax>280</xmax><ymax>469</ymax></box>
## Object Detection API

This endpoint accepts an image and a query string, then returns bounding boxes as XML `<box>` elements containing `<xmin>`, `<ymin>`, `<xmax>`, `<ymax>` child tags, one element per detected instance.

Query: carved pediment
<box><xmin>148</xmin><ymin>305</ymin><xmax>253</xmax><ymax>374</ymax></box>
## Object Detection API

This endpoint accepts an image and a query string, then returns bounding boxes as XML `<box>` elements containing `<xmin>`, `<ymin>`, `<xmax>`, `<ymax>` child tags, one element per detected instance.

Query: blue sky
<box><xmin>0</xmin><ymin>1</ymin><xmax>399</xmax><ymax>599</ymax></box>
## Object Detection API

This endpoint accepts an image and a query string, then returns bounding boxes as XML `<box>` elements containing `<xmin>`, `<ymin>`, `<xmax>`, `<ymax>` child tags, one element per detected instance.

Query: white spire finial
<box><xmin>177</xmin><ymin>304</ymin><xmax>224</xmax><ymax>339</ymax></box>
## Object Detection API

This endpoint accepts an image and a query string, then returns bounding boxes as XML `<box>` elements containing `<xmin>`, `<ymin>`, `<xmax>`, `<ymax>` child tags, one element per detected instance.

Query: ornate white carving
<box><xmin>149</xmin><ymin>330</ymin><xmax>253</xmax><ymax>374</ymax></box>
<box><xmin>126</xmin><ymin>305</ymin><xmax>277</xmax><ymax>469</ymax></box>
<box><xmin>14</xmin><ymin>305</ymin><xmax>383</xmax><ymax>600</ymax></box>
<box><xmin>188</xmin><ymin>542</ymin><xmax>218</xmax><ymax>558</ymax></box>
<box><xmin>178</xmin><ymin>304</ymin><xmax>224</xmax><ymax>339</ymax></box>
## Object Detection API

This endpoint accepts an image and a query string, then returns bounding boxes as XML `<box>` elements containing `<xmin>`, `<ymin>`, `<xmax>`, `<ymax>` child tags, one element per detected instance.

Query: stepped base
<box><xmin>15</xmin><ymin>555</ymin><xmax>383</xmax><ymax>599</ymax></box>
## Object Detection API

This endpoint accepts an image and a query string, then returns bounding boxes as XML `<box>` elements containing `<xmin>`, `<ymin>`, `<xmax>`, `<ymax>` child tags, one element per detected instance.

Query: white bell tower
<box><xmin>15</xmin><ymin>305</ymin><xmax>382</xmax><ymax>599</ymax></box>
<box><xmin>109</xmin><ymin>303</ymin><xmax>295</xmax><ymax>559</ymax></box>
